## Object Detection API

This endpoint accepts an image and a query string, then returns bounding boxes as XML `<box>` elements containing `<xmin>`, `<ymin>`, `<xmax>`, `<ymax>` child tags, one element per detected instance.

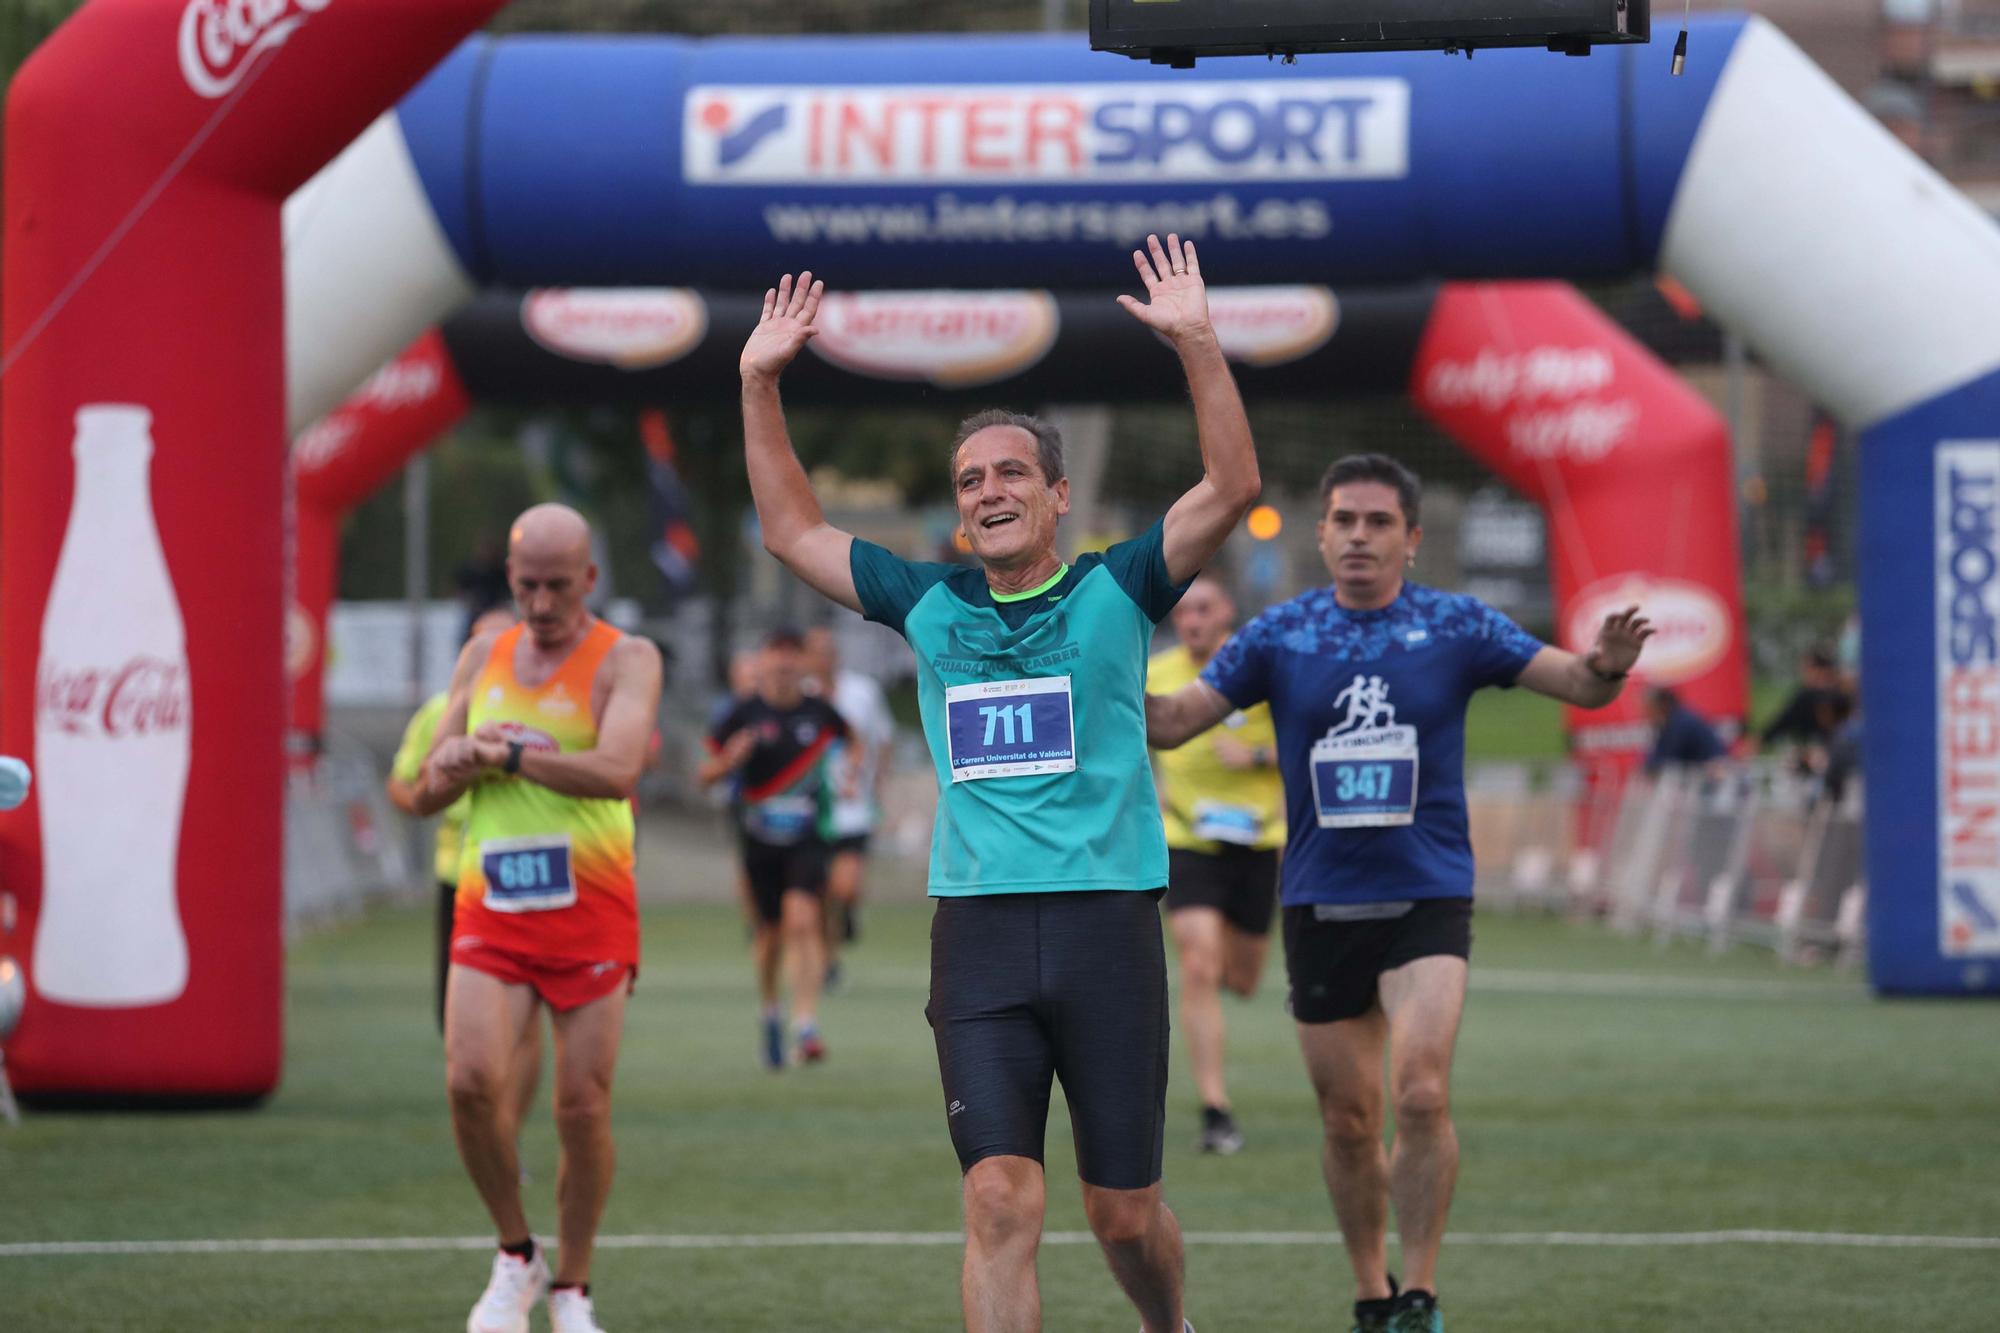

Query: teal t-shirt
<box><xmin>851</xmin><ymin>519</ymin><xmax>1189</xmax><ymax>896</ymax></box>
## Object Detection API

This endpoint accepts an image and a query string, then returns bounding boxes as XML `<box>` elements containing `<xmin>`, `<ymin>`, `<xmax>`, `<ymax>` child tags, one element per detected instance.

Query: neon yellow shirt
<box><xmin>1147</xmin><ymin>644</ymin><xmax>1286</xmax><ymax>853</ymax></box>
<box><xmin>391</xmin><ymin>692</ymin><xmax>469</xmax><ymax>884</ymax></box>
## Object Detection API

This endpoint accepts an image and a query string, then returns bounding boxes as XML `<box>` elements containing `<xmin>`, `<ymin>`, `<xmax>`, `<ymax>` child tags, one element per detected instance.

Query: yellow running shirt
<box><xmin>454</xmin><ymin>621</ymin><xmax>639</xmax><ymax>965</ymax></box>
<box><xmin>391</xmin><ymin>692</ymin><xmax>469</xmax><ymax>884</ymax></box>
<box><xmin>1147</xmin><ymin>644</ymin><xmax>1286</xmax><ymax>853</ymax></box>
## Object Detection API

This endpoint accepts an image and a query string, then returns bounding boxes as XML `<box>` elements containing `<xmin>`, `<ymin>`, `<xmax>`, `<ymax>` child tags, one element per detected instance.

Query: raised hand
<box><xmin>1591</xmin><ymin>604</ymin><xmax>1655</xmax><ymax>676</ymax></box>
<box><xmin>1116</xmin><ymin>233</ymin><xmax>1213</xmax><ymax>345</ymax></box>
<box><xmin>740</xmin><ymin>271</ymin><xmax>826</xmax><ymax>383</ymax></box>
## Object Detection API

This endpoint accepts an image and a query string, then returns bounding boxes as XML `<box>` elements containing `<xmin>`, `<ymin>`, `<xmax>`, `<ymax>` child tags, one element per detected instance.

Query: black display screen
<box><xmin>1091</xmin><ymin>0</ymin><xmax>1650</xmax><ymax>61</ymax></box>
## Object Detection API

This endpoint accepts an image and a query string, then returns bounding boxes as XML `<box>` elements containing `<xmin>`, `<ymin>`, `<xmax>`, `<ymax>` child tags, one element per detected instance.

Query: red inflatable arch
<box><xmin>0</xmin><ymin>0</ymin><xmax>503</xmax><ymax>1099</ymax></box>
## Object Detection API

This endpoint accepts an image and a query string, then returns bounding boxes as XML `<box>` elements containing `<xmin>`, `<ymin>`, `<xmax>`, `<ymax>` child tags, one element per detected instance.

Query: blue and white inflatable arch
<box><xmin>284</xmin><ymin>14</ymin><xmax>2000</xmax><ymax>994</ymax></box>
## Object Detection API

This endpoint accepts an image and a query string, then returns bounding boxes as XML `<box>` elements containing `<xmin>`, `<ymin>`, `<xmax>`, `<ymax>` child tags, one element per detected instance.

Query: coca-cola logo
<box><xmin>809</xmin><ymin>291</ymin><xmax>1059</xmax><ymax>387</ymax></box>
<box><xmin>1505</xmin><ymin>400</ymin><xmax>1639</xmax><ymax>463</ymax></box>
<box><xmin>1425</xmin><ymin>347</ymin><xmax>1616</xmax><ymax>413</ymax></box>
<box><xmin>1564</xmin><ymin>575</ymin><xmax>1734</xmax><ymax>686</ymax></box>
<box><xmin>37</xmin><ymin>658</ymin><xmax>192</xmax><ymax>738</ymax></box>
<box><xmin>356</xmin><ymin>356</ymin><xmax>442</xmax><ymax>412</ymax></box>
<box><xmin>1207</xmin><ymin>287</ymin><xmax>1339</xmax><ymax>366</ymax></box>
<box><xmin>179</xmin><ymin>0</ymin><xmax>332</xmax><ymax>100</ymax></box>
<box><xmin>291</xmin><ymin>414</ymin><xmax>357</xmax><ymax>474</ymax></box>
<box><xmin>523</xmin><ymin>289</ymin><xmax>709</xmax><ymax>370</ymax></box>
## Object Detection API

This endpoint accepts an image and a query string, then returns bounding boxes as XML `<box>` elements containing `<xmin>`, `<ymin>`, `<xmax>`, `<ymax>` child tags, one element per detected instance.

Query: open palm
<box><xmin>740</xmin><ymin>271</ymin><xmax>825</xmax><ymax>381</ymax></box>
<box><xmin>1116</xmin><ymin>233</ymin><xmax>1212</xmax><ymax>343</ymax></box>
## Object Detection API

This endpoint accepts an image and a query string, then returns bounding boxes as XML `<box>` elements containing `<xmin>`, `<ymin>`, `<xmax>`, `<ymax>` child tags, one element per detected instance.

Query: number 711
<box><xmin>981</xmin><ymin>702</ymin><xmax>1035</xmax><ymax>747</ymax></box>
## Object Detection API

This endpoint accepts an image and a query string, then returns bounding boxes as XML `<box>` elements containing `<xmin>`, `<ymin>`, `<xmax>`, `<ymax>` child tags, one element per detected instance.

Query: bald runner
<box><xmin>417</xmin><ymin>503</ymin><xmax>663</xmax><ymax>1333</ymax></box>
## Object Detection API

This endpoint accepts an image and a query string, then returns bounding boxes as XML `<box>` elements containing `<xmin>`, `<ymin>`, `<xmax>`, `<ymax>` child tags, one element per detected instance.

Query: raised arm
<box><xmin>467</xmin><ymin>637</ymin><xmax>665</xmax><ymax>800</ymax></box>
<box><xmin>1145</xmin><ymin>677</ymin><xmax>1236</xmax><ymax>750</ymax></box>
<box><xmin>1118</xmin><ymin>235</ymin><xmax>1261</xmax><ymax>584</ymax></box>
<box><xmin>1514</xmin><ymin>605</ymin><xmax>1654</xmax><ymax>708</ymax></box>
<box><xmin>740</xmin><ymin>272</ymin><xmax>862</xmax><ymax>613</ymax></box>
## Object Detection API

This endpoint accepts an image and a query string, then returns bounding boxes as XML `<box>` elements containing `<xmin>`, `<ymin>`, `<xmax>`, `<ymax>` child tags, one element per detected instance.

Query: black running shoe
<box><xmin>1351</xmin><ymin>1274</ymin><xmax>1399</xmax><ymax>1333</ymax></box>
<box><xmin>1386</xmin><ymin>1287</ymin><xmax>1442</xmax><ymax>1333</ymax></box>
<box><xmin>1197</xmin><ymin>1105</ymin><xmax>1244</xmax><ymax>1155</ymax></box>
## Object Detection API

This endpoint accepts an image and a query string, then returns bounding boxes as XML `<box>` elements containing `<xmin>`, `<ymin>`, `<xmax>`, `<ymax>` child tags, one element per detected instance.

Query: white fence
<box><xmin>1470</xmin><ymin>760</ymin><xmax>1867</xmax><ymax>965</ymax></box>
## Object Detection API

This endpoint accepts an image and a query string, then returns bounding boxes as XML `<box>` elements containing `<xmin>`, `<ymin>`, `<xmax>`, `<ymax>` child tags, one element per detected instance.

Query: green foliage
<box><xmin>1741</xmin><ymin>577</ymin><xmax>1856</xmax><ymax>676</ymax></box>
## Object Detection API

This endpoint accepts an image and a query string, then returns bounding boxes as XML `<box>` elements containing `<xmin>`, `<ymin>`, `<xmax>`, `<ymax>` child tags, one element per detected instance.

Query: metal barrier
<box><xmin>284</xmin><ymin>729</ymin><xmax>417</xmax><ymax>933</ymax></box>
<box><xmin>1471</xmin><ymin>760</ymin><xmax>1867</xmax><ymax>965</ymax></box>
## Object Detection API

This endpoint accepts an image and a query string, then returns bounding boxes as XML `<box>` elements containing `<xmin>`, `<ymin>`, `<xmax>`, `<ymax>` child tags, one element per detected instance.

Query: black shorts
<box><xmin>926</xmin><ymin>889</ymin><xmax>1169</xmax><ymax>1191</ymax></box>
<box><xmin>740</xmin><ymin>838</ymin><xmax>828</xmax><ymax>925</ymax></box>
<box><xmin>1283</xmin><ymin>897</ymin><xmax>1474</xmax><ymax>1024</ymax></box>
<box><xmin>1164</xmin><ymin>846</ymin><xmax>1279</xmax><ymax>936</ymax></box>
<box><xmin>829</xmin><ymin>833</ymin><xmax>871</xmax><ymax>857</ymax></box>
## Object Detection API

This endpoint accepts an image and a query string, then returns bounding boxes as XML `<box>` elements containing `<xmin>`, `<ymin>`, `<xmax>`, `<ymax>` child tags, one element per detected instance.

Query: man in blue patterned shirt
<box><xmin>737</xmin><ymin>235</ymin><xmax>1259</xmax><ymax>1333</ymax></box>
<box><xmin>1147</xmin><ymin>454</ymin><xmax>1652</xmax><ymax>1333</ymax></box>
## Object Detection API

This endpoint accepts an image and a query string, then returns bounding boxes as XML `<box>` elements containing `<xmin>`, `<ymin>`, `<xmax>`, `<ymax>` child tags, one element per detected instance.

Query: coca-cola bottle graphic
<box><xmin>32</xmin><ymin>405</ymin><xmax>192</xmax><ymax>1007</ymax></box>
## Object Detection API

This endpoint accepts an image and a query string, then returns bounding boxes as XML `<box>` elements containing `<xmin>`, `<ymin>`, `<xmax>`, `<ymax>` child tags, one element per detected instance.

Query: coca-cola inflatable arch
<box><xmin>0</xmin><ymin>1</ymin><xmax>507</xmax><ymax>1100</ymax></box>
<box><xmin>5</xmin><ymin>7</ymin><xmax>1999</xmax><ymax>1101</ymax></box>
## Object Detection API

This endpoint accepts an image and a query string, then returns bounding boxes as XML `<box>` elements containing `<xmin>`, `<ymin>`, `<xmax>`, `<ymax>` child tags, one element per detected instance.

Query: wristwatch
<box><xmin>503</xmin><ymin>740</ymin><xmax>525</xmax><ymax>775</ymax></box>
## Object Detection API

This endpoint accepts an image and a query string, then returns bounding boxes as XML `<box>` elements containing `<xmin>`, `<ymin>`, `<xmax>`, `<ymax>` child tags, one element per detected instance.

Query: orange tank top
<box><xmin>453</xmin><ymin>620</ymin><xmax>639</xmax><ymax>964</ymax></box>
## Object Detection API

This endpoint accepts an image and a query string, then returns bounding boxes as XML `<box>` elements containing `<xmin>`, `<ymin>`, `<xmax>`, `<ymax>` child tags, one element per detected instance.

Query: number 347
<box><xmin>1332</xmin><ymin>763</ymin><xmax>1393</xmax><ymax>801</ymax></box>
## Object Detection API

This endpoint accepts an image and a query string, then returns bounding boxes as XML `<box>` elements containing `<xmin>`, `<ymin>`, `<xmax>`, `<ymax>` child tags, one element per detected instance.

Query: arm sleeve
<box><xmin>1469</xmin><ymin>600</ymin><xmax>1548</xmax><ymax>689</ymax></box>
<box><xmin>1100</xmin><ymin>517</ymin><xmax>1193</xmax><ymax>624</ymax></box>
<box><xmin>390</xmin><ymin>697</ymin><xmax>442</xmax><ymax>784</ymax></box>
<box><xmin>1200</xmin><ymin>615</ymin><xmax>1275</xmax><ymax>710</ymax></box>
<box><xmin>850</xmin><ymin>539</ymin><xmax>956</xmax><ymax>635</ymax></box>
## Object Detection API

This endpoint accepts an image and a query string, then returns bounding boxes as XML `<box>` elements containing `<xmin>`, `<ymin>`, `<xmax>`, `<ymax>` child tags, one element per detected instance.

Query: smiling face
<box><xmin>1318</xmin><ymin>480</ymin><xmax>1421</xmax><ymax>610</ymax></box>
<box><xmin>952</xmin><ymin>425</ymin><xmax>1069</xmax><ymax>572</ymax></box>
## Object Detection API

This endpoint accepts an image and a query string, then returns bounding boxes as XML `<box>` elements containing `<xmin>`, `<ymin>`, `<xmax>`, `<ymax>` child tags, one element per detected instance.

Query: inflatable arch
<box><xmin>5</xmin><ymin>7</ymin><xmax>1998</xmax><ymax>1098</ymax></box>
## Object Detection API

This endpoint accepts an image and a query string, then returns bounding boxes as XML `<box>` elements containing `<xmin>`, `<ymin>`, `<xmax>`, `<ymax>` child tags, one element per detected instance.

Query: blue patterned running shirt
<box><xmin>1200</xmin><ymin>583</ymin><xmax>1545</xmax><ymax>907</ymax></box>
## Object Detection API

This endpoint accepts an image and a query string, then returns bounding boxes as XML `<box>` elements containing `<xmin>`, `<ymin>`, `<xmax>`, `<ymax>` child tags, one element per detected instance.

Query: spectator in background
<box><xmin>1643</xmin><ymin>686</ymin><xmax>1729</xmax><ymax>777</ymax></box>
<box><xmin>1816</xmin><ymin>691</ymin><xmax>1863</xmax><ymax>807</ymax></box>
<box><xmin>1757</xmin><ymin>644</ymin><xmax>1846</xmax><ymax>753</ymax></box>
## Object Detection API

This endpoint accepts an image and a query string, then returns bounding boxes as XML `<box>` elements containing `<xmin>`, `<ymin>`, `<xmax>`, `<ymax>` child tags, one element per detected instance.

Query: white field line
<box><xmin>4</xmin><ymin>1229</ymin><xmax>1996</xmax><ymax>1258</ymax></box>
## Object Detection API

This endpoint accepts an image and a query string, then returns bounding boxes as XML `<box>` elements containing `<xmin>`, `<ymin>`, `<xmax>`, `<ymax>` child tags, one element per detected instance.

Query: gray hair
<box><xmin>948</xmin><ymin>409</ymin><xmax>1066</xmax><ymax>487</ymax></box>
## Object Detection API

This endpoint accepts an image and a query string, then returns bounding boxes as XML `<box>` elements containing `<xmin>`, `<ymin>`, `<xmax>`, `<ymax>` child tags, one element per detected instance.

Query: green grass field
<box><xmin>4</xmin><ymin>902</ymin><xmax>1998</xmax><ymax>1331</ymax></box>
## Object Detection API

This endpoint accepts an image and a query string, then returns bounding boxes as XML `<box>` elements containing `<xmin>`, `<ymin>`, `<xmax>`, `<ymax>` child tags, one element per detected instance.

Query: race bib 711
<box><xmin>944</xmin><ymin>675</ymin><xmax>1076</xmax><ymax>782</ymax></box>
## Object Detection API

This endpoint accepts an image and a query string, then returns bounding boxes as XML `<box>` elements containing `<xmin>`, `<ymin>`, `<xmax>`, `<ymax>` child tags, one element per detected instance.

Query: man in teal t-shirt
<box><xmin>735</xmin><ymin>235</ymin><xmax>1260</xmax><ymax>1333</ymax></box>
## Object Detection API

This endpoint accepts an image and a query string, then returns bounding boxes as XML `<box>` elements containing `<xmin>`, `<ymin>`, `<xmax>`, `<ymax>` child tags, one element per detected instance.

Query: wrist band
<box><xmin>1586</xmin><ymin>655</ymin><xmax>1628</xmax><ymax>683</ymax></box>
<box><xmin>503</xmin><ymin>740</ymin><xmax>525</xmax><ymax>775</ymax></box>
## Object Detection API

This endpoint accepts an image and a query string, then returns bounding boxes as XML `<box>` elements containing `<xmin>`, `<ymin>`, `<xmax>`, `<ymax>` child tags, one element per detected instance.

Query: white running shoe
<box><xmin>548</xmin><ymin>1286</ymin><xmax>609</xmax><ymax>1333</ymax></box>
<box><xmin>466</xmin><ymin>1243</ymin><xmax>549</xmax><ymax>1333</ymax></box>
